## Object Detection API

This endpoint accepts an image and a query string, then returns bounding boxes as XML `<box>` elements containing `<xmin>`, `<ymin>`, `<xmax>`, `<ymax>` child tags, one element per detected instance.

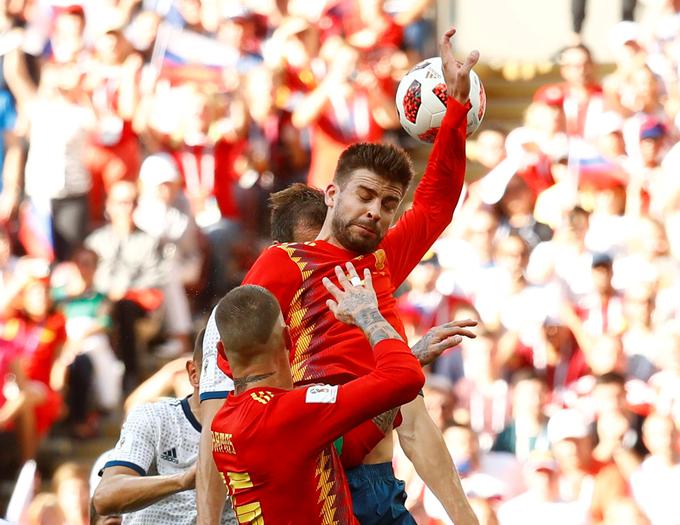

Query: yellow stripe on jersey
<box><xmin>235</xmin><ymin>501</ymin><xmax>264</xmax><ymax>524</ymax></box>
<box><xmin>227</xmin><ymin>471</ymin><xmax>254</xmax><ymax>491</ymax></box>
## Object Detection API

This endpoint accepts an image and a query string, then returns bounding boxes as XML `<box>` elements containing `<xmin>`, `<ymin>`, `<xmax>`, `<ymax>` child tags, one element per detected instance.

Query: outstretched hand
<box><xmin>322</xmin><ymin>262</ymin><xmax>378</xmax><ymax>326</ymax></box>
<box><xmin>411</xmin><ymin>319</ymin><xmax>478</xmax><ymax>366</ymax></box>
<box><xmin>440</xmin><ymin>27</ymin><xmax>480</xmax><ymax>104</ymax></box>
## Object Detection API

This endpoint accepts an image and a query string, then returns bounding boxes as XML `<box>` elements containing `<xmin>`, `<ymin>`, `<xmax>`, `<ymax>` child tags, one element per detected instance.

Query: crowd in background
<box><xmin>0</xmin><ymin>0</ymin><xmax>680</xmax><ymax>524</ymax></box>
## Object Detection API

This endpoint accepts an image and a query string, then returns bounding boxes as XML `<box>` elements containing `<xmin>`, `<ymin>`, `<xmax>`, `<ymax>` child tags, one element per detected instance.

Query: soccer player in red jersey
<box><xmin>199</xmin><ymin>27</ymin><xmax>480</xmax><ymax>525</ymax></box>
<box><xmin>211</xmin><ymin>264</ymin><xmax>425</xmax><ymax>525</ymax></box>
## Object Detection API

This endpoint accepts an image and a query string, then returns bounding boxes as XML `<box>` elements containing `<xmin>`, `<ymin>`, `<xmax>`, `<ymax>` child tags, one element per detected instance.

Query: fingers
<box><xmin>440</xmin><ymin>335</ymin><xmax>463</xmax><ymax>349</ymax></box>
<box><xmin>444</xmin><ymin>318</ymin><xmax>478</xmax><ymax>329</ymax></box>
<box><xmin>437</xmin><ymin>325</ymin><xmax>477</xmax><ymax>340</ymax></box>
<box><xmin>440</xmin><ymin>26</ymin><xmax>456</xmax><ymax>62</ymax></box>
<box><xmin>335</xmin><ymin>265</ymin><xmax>352</xmax><ymax>290</ymax></box>
<box><xmin>362</xmin><ymin>268</ymin><xmax>373</xmax><ymax>292</ymax></box>
<box><xmin>345</xmin><ymin>261</ymin><xmax>360</xmax><ymax>282</ymax></box>
<box><xmin>459</xmin><ymin>50</ymin><xmax>480</xmax><ymax>75</ymax></box>
<box><xmin>326</xmin><ymin>299</ymin><xmax>338</xmax><ymax>316</ymax></box>
<box><xmin>322</xmin><ymin>276</ymin><xmax>343</xmax><ymax>301</ymax></box>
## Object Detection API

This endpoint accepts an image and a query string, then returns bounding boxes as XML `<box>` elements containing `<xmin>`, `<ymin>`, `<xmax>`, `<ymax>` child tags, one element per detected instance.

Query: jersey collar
<box><xmin>181</xmin><ymin>395</ymin><xmax>202</xmax><ymax>432</ymax></box>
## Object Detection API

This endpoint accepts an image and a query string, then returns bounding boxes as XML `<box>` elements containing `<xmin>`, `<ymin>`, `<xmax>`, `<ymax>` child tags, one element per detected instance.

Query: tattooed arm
<box><xmin>322</xmin><ymin>262</ymin><xmax>401</xmax><ymax>348</ymax></box>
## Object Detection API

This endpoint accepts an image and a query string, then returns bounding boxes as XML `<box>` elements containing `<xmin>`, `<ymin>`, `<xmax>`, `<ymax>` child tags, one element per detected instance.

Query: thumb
<box><xmin>460</xmin><ymin>50</ymin><xmax>480</xmax><ymax>75</ymax></box>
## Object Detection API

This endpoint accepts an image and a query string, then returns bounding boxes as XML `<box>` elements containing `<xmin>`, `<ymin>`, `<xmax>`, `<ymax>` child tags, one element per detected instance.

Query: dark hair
<box><xmin>595</xmin><ymin>372</ymin><xmax>626</xmax><ymax>388</ymax></box>
<box><xmin>214</xmin><ymin>285</ymin><xmax>281</xmax><ymax>364</ymax></box>
<box><xmin>193</xmin><ymin>328</ymin><xmax>205</xmax><ymax>365</ymax></box>
<box><xmin>334</xmin><ymin>143</ymin><xmax>414</xmax><ymax>190</ymax></box>
<box><xmin>269</xmin><ymin>183</ymin><xmax>327</xmax><ymax>243</ymax></box>
<box><xmin>557</xmin><ymin>44</ymin><xmax>593</xmax><ymax>64</ymax></box>
<box><xmin>510</xmin><ymin>368</ymin><xmax>547</xmax><ymax>388</ymax></box>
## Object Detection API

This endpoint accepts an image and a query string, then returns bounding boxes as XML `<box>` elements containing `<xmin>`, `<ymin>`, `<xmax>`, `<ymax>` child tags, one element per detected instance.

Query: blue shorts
<box><xmin>345</xmin><ymin>462</ymin><xmax>416</xmax><ymax>525</ymax></box>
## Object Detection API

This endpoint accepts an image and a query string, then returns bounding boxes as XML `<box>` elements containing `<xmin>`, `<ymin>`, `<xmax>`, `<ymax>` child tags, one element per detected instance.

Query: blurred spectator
<box><xmin>492</xmin><ymin>369</ymin><xmax>549</xmax><ymax>461</ymax></box>
<box><xmin>136</xmin><ymin>153</ymin><xmax>199</xmax><ymax>357</ymax></box>
<box><xmin>497</xmin><ymin>451</ymin><xmax>588</xmax><ymax>525</ymax></box>
<box><xmin>85</xmin><ymin>181</ymin><xmax>167</xmax><ymax>391</ymax></box>
<box><xmin>53</xmin><ymin>247</ymin><xmax>123</xmax><ymax>438</ymax></box>
<box><xmin>24</xmin><ymin>492</ymin><xmax>66</xmax><ymax>525</ymax></box>
<box><xmin>570</xmin><ymin>0</ymin><xmax>637</xmax><ymax>43</ymax></box>
<box><xmin>53</xmin><ymin>462</ymin><xmax>90</xmax><ymax>525</ymax></box>
<box><xmin>534</xmin><ymin>44</ymin><xmax>603</xmax><ymax>139</ymax></box>
<box><xmin>0</xmin><ymin>260</ymin><xmax>65</xmax><ymax>461</ymax></box>
<box><xmin>630</xmin><ymin>412</ymin><xmax>680</xmax><ymax>525</ymax></box>
<box><xmin>21</xmin><ymin>60</ymin><xmax>96</xmax><ymax>261</ymax></box>
<box><xmin>546</xmin><ymin>408</ymin><xmax>628</xmax><ymax>523</ymax></box>
<box><xmin>419</xmin><ymin>423</ymin><xmax>525</xmax><ymax>523</ymax></box>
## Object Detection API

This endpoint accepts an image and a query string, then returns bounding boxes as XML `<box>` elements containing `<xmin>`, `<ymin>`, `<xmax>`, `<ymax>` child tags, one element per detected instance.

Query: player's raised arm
<box><xmin>383</xmin><ymin>28</ymin><xmax>480</xmax><ymax>287</ymax></box>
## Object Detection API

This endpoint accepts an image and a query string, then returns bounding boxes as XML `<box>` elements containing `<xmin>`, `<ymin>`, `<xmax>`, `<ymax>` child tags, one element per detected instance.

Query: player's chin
<box><xmin>345</xmin><ymin>233</ymin><xmax>381</xmax><ymax>255</ymax></box>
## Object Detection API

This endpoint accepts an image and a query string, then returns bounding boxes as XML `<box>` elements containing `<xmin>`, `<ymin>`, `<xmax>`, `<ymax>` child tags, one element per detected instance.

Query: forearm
<box><xmin>417</xmin><ymin>98</ymin><xmax>468</xmax><ymax>213</ymax></box>
<box><xmin>197</xmin><ymin>401</ymin><xmax>227</xmax><ymax>525</ymax></box>
<box><xmin>354</xmin><ymin>306</ymin><xmax>403</xmax><ymax>348</ymax></box>
<box><xmin>94</xmin><ymin>474</ymin><xmax>185</xmax><ymax>515</ymax></box>
<box><xmin>398</xmin><ymin>397</ymin><xmax>478</xmax><ymax>525</ymax></box>
<box><xmin>291</xmin><ymin>81</ymin><xmax>332</xmax><ymax>128</ymax></box>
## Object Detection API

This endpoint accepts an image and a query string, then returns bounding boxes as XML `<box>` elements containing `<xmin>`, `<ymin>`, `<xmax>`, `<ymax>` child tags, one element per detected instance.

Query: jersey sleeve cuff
<box><xmin>442</xmin><ymin>96</ymin><xmax>471</xmax><ymax>130</ymax></box>
<box><xmin>373</xmin><ymin>338</ymin><xmax>412</xmax><ymax>357</ymax></box>
<box><xmin>101</xmin><ymin>460</ymin><xmax>147</xmax><ymax>477</ymax></box>
<box><xmin>200</xmin><ymin>391</ymin><xmax>230</xmax><ymax>402</ymax></box>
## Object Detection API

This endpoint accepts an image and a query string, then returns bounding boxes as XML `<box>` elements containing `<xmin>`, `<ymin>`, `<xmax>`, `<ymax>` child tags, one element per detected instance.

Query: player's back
<box><xmin>212</xmin><ymin>387</ymin><xmax>358</xmax><ymax>525</ymax></box>
<box><xmin>242</xmin><ymin>240</ymin><xmax>406</xmax><ymax>386</ymax></box>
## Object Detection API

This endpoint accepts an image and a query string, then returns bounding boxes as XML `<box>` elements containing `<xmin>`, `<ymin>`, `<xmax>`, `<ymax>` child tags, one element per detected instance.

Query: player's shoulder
<box><xmin>128</xmin><ymin>397</ymin><xmax>179</xmax><ymax>423</ymax></box>
<box><xmin>203</xmin><ymin>309</ymin><xmax>220</xmax><ymax>355</ymax></box>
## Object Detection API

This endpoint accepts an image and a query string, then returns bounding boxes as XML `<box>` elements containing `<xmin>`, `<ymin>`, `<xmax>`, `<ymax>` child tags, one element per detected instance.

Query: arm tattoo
<box><xmin>354</xmin><ymin>308</ymin><xmax>402</xmax><ymax>347</ymax></box>
<box><xmin>233</xmin><ymin>372</ymin><xmax>275</xmax><ymax>394</ymax></box>
<box><xmin>372</xmin><ymin>407</ymin><xmax>400</xmax><ymax>433</ymax></box>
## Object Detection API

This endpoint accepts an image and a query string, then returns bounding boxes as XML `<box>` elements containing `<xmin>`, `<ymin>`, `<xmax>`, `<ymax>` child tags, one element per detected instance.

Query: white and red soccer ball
<box><xmin>396</xmin><ymin>56</ymin><xmax>486</xmax><ymax>143</ymax></box>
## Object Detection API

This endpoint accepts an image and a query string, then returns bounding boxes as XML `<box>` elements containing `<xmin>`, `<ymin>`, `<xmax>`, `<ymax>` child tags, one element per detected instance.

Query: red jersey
<box><xmin>211</xmin><ymin>339</ymin><xmax>425</xmax><ymax>525</ymax></box>
<box><xmin>217</xmin><ymin>97</ymin><xmax>469</xmax><ymax>385</ymax></box>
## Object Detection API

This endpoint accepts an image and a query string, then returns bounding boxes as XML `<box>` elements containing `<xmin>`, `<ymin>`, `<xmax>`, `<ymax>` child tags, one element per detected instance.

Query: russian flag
<box><xmin>151</xmin><ymin>23</ymin><xmax>238</xmax><ymax>87</ymax></box>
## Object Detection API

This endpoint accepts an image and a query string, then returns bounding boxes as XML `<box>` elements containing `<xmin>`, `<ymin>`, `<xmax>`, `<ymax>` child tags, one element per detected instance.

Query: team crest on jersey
<box><xmin>305</xmin><ymin>385</ymin><xmax>338</xmax><ymax>404</ymax></box>
<box><xmin>373</xmin><ymin>249</ymin><xmax>386</xmax><ymax>270</ymax></box>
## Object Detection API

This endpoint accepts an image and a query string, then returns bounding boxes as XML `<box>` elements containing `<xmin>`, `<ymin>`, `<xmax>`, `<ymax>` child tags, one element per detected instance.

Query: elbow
<box><xmin>93</xmin><ymin>487</ymin><xmax>117</xmax><ymax>516</ymax></box>
<box><xmin>397</xmin><ymin>367</ymin><xmax>425</xmax><ymax>405</ymax></box>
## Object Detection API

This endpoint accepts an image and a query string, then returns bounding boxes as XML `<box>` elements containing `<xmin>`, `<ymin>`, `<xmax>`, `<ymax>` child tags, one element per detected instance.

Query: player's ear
<box><xmin>186</xmin><ymin>359</ymin><xmax>199</xmax><ymax>388</ymax></box>
<box><xmin>325</xmin><ymin>183</ymin><xmax>337</xmax><ymax>207</ymax></box>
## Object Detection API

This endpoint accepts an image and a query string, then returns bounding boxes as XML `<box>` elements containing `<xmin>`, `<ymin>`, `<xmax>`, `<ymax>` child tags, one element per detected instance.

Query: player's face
<box><xmin>328</xmin><ymin>169</ymin><xmax>404</xmax><ymax>254</ymax></box>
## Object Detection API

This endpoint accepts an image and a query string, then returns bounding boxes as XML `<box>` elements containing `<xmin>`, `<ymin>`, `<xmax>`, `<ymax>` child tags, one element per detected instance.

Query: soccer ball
<box><xmin>396</xmin><ymin>57</ymin><xmax>486</xmax><ymax>143</ymax></box>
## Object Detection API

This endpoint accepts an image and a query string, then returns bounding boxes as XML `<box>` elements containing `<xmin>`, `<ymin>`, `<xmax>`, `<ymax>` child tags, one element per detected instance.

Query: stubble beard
<box><xmin>331</xmin><ymin>214</ymin><xmax>382</xmax><ymax>255</ymax></box>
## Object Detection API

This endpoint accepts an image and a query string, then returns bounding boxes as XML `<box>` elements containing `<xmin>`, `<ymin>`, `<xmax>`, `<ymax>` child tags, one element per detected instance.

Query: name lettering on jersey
<box><xmin>235</xmin><ymin>501</ymin><xmax>264</xmax><ymax>524</ymax></box>
<box><xmin>250</xmin><ymin>391</ymin><xmax>274</xmax><ymax>404</ymax></box>
<box><xmin>160</xmin><ymin>447</ymin><xmax>179</xmax><ymax>464</ymax></box>
<box><xmin>305</xmin><ymin>385</ymin><xmax>338</xmax><ymax>404</ymax></box>
<box><xmin>212</xmin><ymin>431</ymin><xmax>236</xmax><ymax>455</ymax></box>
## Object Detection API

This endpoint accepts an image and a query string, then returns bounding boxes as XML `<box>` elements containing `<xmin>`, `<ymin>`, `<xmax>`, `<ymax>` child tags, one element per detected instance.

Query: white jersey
<box><xmin>199</xmin><ymin>309</ymin><xmax>234</xmax><ymax>402</ymax></box>
<box><xmin>103</xmin><ymin>396</ymin><xmax>235</xmax><ymax>525</ymax></box>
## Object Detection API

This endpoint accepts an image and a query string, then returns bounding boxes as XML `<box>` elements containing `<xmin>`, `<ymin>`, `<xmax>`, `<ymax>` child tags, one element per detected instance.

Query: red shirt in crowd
<box><xmin>212</xmin><ymin>339</ymin><xmax>424</xmax><ymax>525</ymax></box>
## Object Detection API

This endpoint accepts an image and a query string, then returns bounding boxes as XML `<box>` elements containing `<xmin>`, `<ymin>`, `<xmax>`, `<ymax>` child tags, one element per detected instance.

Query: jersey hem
<box><xmin>101</xmin><ymin>460</ymin><xmax>147</xmax><ymax>477</ymax></box>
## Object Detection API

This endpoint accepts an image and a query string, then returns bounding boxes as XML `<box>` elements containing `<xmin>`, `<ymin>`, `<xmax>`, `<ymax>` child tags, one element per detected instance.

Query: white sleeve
<box><xmin>102</xmin><ymin>405</ymin><xmax>159</xmax><ymax>476</ymax></box>
<box><xmin>199</xmin><ymin>309</ymin><xmax>234</xmax><ymax>402</ymax></box>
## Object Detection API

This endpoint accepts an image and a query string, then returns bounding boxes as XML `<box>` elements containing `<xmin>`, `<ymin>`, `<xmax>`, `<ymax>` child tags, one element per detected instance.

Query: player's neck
<box><xmin>233</xmin><ymin>368</ymin><xmax>293</xmax><ymax>395</ymax></box>
<box><xmin>188</xmin><ymin>389</ymin><xmax>200</xmax><ymax>420</ymax></box>
<box><xmin>315</xmin><ymin>220</ymin><xmax>340</xmax><ymax>248</ymax></box>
